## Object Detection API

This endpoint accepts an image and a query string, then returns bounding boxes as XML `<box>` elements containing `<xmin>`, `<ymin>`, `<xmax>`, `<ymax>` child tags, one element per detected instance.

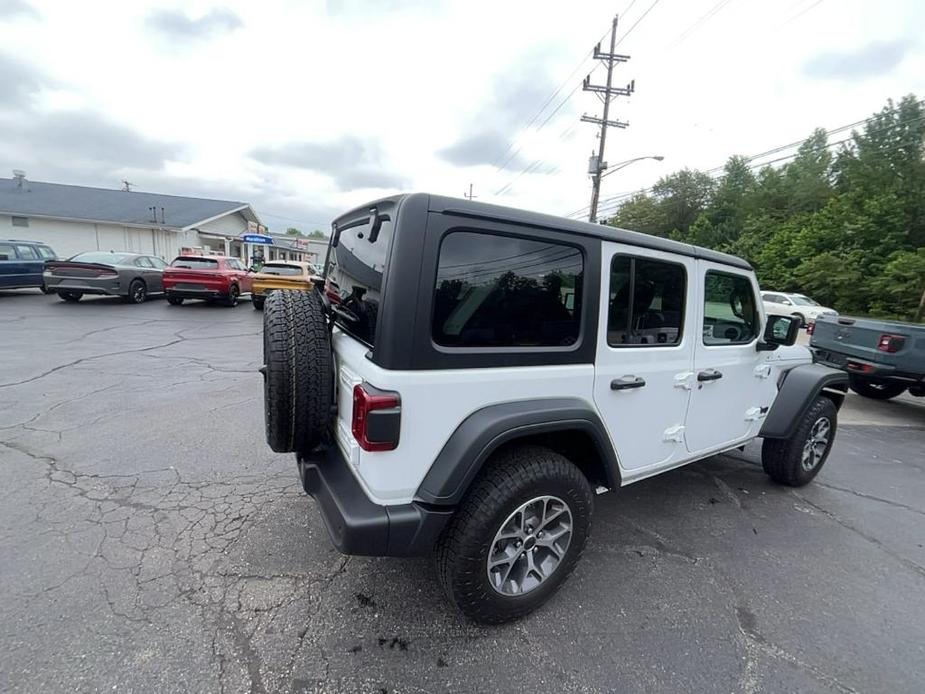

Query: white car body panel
<box><xmin>761</xmin><ymin>291</ymin><xmax>837</xmax><ymax>323</ymax></box>
<box><xmin>331</xmin><ymin>260</ymin><xmax>814</xmax><ymax>507</ymax></box>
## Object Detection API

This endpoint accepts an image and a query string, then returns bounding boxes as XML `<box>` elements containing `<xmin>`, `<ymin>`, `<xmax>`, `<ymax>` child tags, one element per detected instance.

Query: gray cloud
<box><xmin>250</xmin><ymin>137</ymin><xmax>407</xmax><ymax>191</ymax></box>
<box><xmin>438</xmin><ymin>52</ymin><xmax>564</xmax><ymax>168</ymax></box>
<box><xmin>146</xmin><ymin>7</ymin><xmax>243</xmax><ymax>42</ymax></box>
<box><xmin>0</xmin><ymin>53</ymin><xmax>45</xmax><ymax>108</ymax></box>
<box><xmin>0</xmin><ymin>0</ymin><xmax>38</xmax><ymax>20</ymax></box>
<box><xmin>803</xmin><ymin>39</ymin><xmax>913</xmax><ymax>80</ymax></box>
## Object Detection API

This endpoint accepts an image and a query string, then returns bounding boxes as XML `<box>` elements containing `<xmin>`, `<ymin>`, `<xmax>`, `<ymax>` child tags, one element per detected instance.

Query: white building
<box><xmin>0</xmin><ymin>172</ymin><xmax>311</xmax><ymax>263</ymax></box>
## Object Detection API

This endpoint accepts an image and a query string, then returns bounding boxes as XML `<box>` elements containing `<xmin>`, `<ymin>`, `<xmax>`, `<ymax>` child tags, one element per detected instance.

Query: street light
<box><xmin>599</xmin><ymin>155</ymin><xmax>664</xmax><ymax>179</ymax></box>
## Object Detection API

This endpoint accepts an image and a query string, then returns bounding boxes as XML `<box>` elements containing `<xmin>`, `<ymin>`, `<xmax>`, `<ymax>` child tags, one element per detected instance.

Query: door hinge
<box><xmin>673</xmin><ymin>372</ymin><xmax>695</xmax><ymax>390</ymax></box>
<box><xmin>754</xmin><ymin>364</ymin><xmax>772</xmax><ymax>379</ymax></box>
<box><xmin>663</xmin><ymin>424</ymin><xmax>685</xmax><ymax>442</ymax></box>
<box><xmin>745</xmin><ymin>406</ymin><xmax>770</xmax><ymax>422</ymax></box>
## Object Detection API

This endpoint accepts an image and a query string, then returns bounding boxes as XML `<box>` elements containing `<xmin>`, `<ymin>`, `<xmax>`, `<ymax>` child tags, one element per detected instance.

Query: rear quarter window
<box><xmin>432</xmin><ymin>231</ymin><xmax>583</xmax><ymax>348</ymax></box>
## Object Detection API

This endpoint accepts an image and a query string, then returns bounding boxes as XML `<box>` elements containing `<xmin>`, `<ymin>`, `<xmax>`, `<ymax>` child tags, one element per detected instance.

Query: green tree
<box><xmin>286</xmin><ymin>227</ymin><xmax>305</xmax><ymax>237</ymax></box>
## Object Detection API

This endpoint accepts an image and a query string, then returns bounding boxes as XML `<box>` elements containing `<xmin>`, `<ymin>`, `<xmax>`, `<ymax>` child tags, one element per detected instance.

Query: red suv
<box><xmin>163</xmin><ymin>255</ymin><xmax>252</xmax><ymax>306</ymax></box>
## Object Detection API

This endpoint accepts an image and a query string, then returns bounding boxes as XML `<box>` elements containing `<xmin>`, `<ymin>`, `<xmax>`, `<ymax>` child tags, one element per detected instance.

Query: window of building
<box><xmin>11</xmin><ymin>216</ymin><xmax>29</xmax><ymax>227</ymax></box>
<box><xmin>14</xmin><ymin>245</ymin><xmax>37</xmax><ymax>260</ymax></box>
<box><xmin>432</xmin><ymin>231</ymin><xmax>583</xmax><ymax>348</ymax></box>
<box><xmin>703</xmin><ymin>271</ymin><xmax>759</xmax><ymax>345</ymax></box>
<box><xmin>607</xmin><ymin>255</ymin><xmax>686</xmax><ymax>347</ymax></box>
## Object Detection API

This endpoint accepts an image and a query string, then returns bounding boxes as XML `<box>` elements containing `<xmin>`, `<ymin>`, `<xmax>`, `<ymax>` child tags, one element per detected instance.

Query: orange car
<box><xmin>250</xmin><ymin>261</ymin><xmax>318</xmax><ymax>309</ymax></box>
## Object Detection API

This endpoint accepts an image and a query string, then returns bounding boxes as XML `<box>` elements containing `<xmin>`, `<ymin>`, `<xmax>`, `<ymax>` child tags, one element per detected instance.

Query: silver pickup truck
<box><xmin>811</xmin><ymin>315</ymin><xmax>925</xmax><ymax>400</ymax></box>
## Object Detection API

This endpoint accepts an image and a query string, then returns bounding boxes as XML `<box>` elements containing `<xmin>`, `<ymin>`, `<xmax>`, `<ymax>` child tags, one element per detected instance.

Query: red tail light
<box><xmin>847</xmin><ymin>361</ymin><xmax>875</xmax><ymax>373</ymax></box>
<box><xmin>806</xmin><ymin>321</ymin><xmax>815</xmax><ymax>335</ymax></box>
<box><xmin>877</xmin><ymin>334</ymin><xmax>906</xmax><ymax>353</ymax></box>
<box><xmin>352</xmin><ymin>384</ymin><xmax>401</xmax><ymax>452</ymax></box>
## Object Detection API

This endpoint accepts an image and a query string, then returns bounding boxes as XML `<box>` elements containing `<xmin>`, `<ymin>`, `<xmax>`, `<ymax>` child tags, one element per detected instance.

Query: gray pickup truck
<box><xmin>811</xmin><ymin>315</ymin><xmax>925</xmax><ymax>400</ymax></box>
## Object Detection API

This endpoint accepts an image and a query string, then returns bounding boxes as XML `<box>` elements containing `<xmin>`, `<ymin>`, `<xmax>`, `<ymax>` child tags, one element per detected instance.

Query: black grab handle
<box><xmin>611</xmin><ymin>376</ymin><xmax>646</xmax><ymax>390</ymax></box>
<box><xmin>697</xmin><ymin>369</ymin><xmax>723</xmax><ymax>382</ymax></box>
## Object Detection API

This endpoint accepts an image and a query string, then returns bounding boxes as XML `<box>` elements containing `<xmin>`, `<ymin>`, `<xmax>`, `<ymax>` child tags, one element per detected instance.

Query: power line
<box><xmin>567</xmin><ymin>104</ymin><xmax>925</xmax><ymax>219</ymax></box>
<box><xmin>666</xmin><ymin>0</ymin><xmax>737</xmax><ymax>49</ymax></box>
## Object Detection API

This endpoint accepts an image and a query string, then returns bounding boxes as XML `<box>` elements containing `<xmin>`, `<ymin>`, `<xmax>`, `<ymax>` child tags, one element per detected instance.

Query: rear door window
<box><xmin>607</xmin><ymin>255</ymin><xmax>686</xmax><ymax>346</ymax></box>
<box><xmin>14</xmin><ymin>245</ymin><xmax>38</xmax><ymax>260</ymax></box>
<box><xmin>432</xmin><ymin>231</ymin><xmax>583</xmax><ymax>348</ymax></box>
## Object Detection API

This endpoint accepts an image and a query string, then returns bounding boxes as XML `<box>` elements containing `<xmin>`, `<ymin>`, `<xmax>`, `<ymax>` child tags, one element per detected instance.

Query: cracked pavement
<box><xmin>1</xmin><ymin>290</ymin><xmax>924</xmax><ymax>693</ymax></box>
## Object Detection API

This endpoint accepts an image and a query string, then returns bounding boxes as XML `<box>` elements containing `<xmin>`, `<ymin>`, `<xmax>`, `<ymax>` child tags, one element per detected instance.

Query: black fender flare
<box><xmin>414</xmin><ymin>398</ymin><xmax>620</xmax><ymax>506</ymax></box>
<box><xmin>759</xmin><ymin>363</ymin><xmax>848</xmax><ymax>439</ymax></box>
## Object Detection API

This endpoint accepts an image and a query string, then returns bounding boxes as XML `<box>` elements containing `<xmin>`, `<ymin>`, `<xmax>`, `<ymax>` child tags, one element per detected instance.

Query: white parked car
<box><xmin>261</xmin><ymin>195</ymin><xmax>849</xmax><ymax>624</ymax></box>
<box><xmin>761</xmin><ymin>291</ymin><xmax>837</xmax><ymax>327</ymax></box>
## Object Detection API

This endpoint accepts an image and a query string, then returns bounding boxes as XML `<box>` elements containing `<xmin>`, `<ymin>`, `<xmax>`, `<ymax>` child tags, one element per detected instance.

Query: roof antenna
<box><xmin>12</xmin><ymin>169</ymin><xmax>26</xmax><ymax>190</ymax></box>
<box><xmin>121</xmin><ymin>180</ymin><xmax>133</xmax><ymax>192</ymax></box>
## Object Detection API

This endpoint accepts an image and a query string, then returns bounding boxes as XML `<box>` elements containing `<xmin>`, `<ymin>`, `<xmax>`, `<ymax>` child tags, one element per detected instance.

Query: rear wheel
<box><xmin>224</xmin><ymin>284</ymin><xmax>239</xmax><ymax>307</ymax></box>
<box><xmin>848</xmin><ymin>376</ymin><xmax>906</xmax><ymax>400</ymax></box>
<box><xmin>126</xmin><ymin>279</ymin><xmax>147</xmax><ymax>304</ymax></box>
<box><xmin>252</xmin><ymin>296</ymin><xmax>265</xmax><ymax>310</ymax></box>
<box><xmin>58</xmin><ymin>291</ymin><xmax>82</xmax><ymax>302</ymax></box>
<box><xmin>166</xmin><ymin>295</ymin><xmax>184</xmax><ymax>306</ymax></box>
<box><xmin>262</xmin><ymin>290</ymin><xmax>333</xmax><ymax>453</ymax></box>
<box><xmin>434</xmin><ymin>445</ymin><xmax>593</xmax><ymax>624</ymax></box>
<box><xmin>762</xmin><ymin>396</ymin><xmax>837</xmax><ymax>486</ymax></box>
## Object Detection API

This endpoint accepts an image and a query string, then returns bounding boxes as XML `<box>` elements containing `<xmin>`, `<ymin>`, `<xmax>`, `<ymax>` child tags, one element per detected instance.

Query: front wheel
<box><xmin>849</xmin><ymin>376</ymin><xmax>906</xmax><ymax>400</ymax></box>
<box><xmin>434</xmin><ymin>445</ymin><xmax>592</xmax><ymax>624</ymax></box>
<box><xmin>762</xmin><ymin>396</ymin><xmax>837</xmax><ymax>487</ymax></box>
<box><xmin>252</xmin><ymin>296</ymin><xmax>265</xmax><ymax>310</ymax></box>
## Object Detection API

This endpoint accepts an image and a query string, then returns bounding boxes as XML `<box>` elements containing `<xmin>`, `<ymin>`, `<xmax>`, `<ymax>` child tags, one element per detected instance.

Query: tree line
<box><xmin>604</xmin><ymin>94</ymin><xmax>925</xmax><ymax>322</ymax></box>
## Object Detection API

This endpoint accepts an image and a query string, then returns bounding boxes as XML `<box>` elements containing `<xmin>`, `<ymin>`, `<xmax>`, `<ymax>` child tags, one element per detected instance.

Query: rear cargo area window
<box><xmin>433</xmin><ymin>231</ymin><xmax>583</xmax><ymax>348</ymax></box>
<box><xmin>171</xmin><ymin>257</ymin><xmax>219</xmax><ymax>269</ymax></box>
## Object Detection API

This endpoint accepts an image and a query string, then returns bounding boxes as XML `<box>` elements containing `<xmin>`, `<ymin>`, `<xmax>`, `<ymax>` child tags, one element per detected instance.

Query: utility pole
<box><xmin>464</xmin><ymin>183</ymin><xmax>477</xmax><ymax>200</ymax></box>
<box><xmin>582</xmin><ymin>15</ymin><xmax>634</xmax><ymax>223</ymax></box>
<box><xmin>121</xmin><ymin>180</ymin><xmax>133</xmax><ymax>192</ymax></box>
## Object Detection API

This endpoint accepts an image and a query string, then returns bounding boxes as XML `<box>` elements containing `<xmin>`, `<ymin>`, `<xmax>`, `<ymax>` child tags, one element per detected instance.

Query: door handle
<box><xmin>611</xmin><ymin>375</ymin><xmax>646</xmax><ymax>391</ymax></box>
<box><xmin>697</xmin><ymin>369</ymin><xmax>723</xmax><ymax>382</ymax></box>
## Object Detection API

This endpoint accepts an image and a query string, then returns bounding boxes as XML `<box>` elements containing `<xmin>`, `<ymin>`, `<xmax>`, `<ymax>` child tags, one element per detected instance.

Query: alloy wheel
<box><xmin>486</xmin><ymin>495</ymin><xmax>573</xmax><ymax>596</ymax></box>
<box><xmin>801</xmin><ymin>416</ymin><xmax>831</xmax><ymax>471</ymax></box>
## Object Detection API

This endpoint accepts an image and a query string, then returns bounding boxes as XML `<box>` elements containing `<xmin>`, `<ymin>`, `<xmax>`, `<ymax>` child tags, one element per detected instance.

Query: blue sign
<box><xmin>241</xmin><ymin>234</ymin><xmax>273</xmax><ymax>245</ymax></box>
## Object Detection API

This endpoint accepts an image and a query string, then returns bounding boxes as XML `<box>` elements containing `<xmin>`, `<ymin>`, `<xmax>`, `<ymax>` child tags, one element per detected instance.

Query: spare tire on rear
<box><xmin>263</xmin><ymin>290</ymin><xmax>333</xmax><ymax>453</ymax></box>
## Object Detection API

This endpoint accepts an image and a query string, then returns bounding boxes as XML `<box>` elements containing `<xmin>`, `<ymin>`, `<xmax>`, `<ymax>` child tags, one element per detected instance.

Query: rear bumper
<box><xmin>166</xmin><ymin>287</ymin><xmax>227</xmax><ymax>300</ymax></box>
<box><xmin>44</xmin><ymin>277</ymin><xmax>123</xmax><ymax>296</ymax></box>
<box><xmin>296</xmin><ymin>446</ymin><xmax>453</xmax><ymax>557</ymax></box>
<box><xmin>811</xmin><ymin>348</ymin><xmax>923</xmax><ymax>384</ymax></box>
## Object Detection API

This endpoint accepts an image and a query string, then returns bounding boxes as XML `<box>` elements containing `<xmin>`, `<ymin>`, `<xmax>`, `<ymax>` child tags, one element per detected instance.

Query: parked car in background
<box><xmin>163</xmin><ymin>255</ymin><xmax>252</xmax><ymax>307</ymax></box>
<box><xmin>44</xmin><ymin>251</ymin><xmax>166</xmax><ymax>303</ymax></box>
<box><xmin>0</xmin><ymin>239</ymin><xmax>57</xmax><ymax>292</ymax></box>
<box><xmin>761</xmin><ymin>291</ymin><xmax>837</xmax><ymax>327</ymax></box>
<box><xmin>250</xmin><ymin>261</ymin><xmax>317</xmax><ymax>310</ymax></box>
<box><xmin>811</xmin><ymin>314</ymin><xmax>925</xmax><ymax>400</ymax></box>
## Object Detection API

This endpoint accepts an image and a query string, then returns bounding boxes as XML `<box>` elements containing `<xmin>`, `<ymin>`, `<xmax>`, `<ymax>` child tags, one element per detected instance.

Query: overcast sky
<box><xmin>1</xmin><ymin>0</ymin><xmax>922</xmax><ymax>232</ymax></box>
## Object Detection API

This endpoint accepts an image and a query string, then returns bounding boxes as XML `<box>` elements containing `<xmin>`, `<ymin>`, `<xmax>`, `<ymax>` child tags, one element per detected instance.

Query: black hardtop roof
<box><xmin>334</xmin><ymin>193</ymin><xmax>752</xmax><ymax>271</ymax></box>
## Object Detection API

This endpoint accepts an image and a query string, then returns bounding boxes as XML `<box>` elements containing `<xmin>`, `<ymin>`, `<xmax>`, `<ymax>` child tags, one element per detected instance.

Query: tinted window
<box><xmin>260</xmin><ymin>263</ymin><xmax>303</xmax><ymax>276</ymax></box>
<box><xmin>134</xmin><ymin>256</ymin><xmax>154</xmax><ymax>268</ymax></box>
<box><xmin>703</xmin><ymin>271</ymin><xmax>758</xmax><ymax>345</ymax></box>
<box><xmin>36</xmin><ymin>246</ymin><xmax>56</xmax><ymax>259</ymax></box>
<box><xmin>149</xmin><ymin>257</ymin><xmax>167</xmax><ymax>269</ymax></box>
<box><xmin>170</xmin><ymin>257</ymin><xmax>218</xmax><ymax>269</ymax></box>
<box><xmin>72</xmin><ymin>252</ymin><xmax>132</xmax><ymax>265</ymax></box>
<box><xmin>608</xmin><ymin>255</ymin><xmax>686</xmax><ymax>346</ymax></box>
<box><xmin>0</xmin><ymin>243</ymin><xmax>14</xmax><ymax>261</ymax></box>
<box><xmin>433</xmin><ymin>231</ymin><xmax>582</xmax><ymax>348</ymax></box>
<box><xmin>326</xmin><ymin>214</ymin><xmax>394</xmax><ymax>347</ymax></box>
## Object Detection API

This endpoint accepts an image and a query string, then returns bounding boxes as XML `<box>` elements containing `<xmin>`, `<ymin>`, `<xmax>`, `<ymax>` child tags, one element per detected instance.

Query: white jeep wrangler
<box><xmin>261</xmin><ymin>194</ymin><xmax>848</xmax><ymax>624</ymax></box>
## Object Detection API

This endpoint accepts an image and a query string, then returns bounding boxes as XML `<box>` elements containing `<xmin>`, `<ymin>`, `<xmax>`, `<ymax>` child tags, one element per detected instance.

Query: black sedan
<box><xmin>44</xmin><ymin>252</ymin><xmax>168</xmax><ymax>303</ymax></box>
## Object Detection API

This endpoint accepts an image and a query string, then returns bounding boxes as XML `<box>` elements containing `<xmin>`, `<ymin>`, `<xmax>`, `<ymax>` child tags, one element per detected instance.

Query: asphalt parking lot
<box><xmin>1</xmin><ymin>290</ymin><xmax>923</xmax><ymax>694</ymax></box>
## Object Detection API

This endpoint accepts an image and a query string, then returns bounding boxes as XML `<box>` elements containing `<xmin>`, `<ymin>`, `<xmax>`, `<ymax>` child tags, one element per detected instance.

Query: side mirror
<box><xmin>757</xmin><ymin>314</ymin><xmax>800</xmax><ymax>351</ymax></box>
